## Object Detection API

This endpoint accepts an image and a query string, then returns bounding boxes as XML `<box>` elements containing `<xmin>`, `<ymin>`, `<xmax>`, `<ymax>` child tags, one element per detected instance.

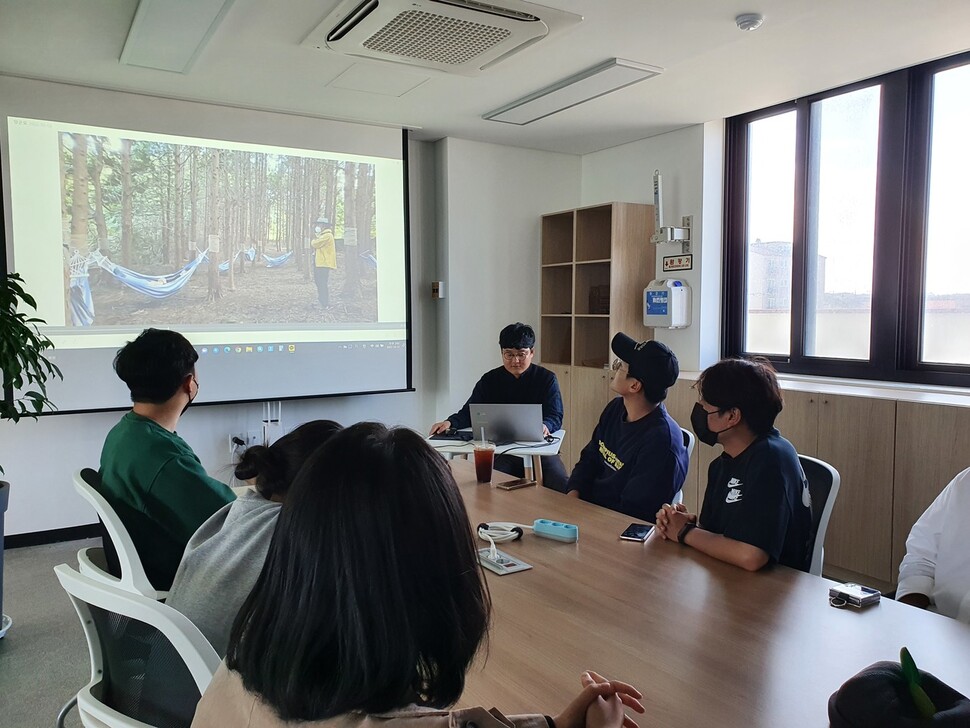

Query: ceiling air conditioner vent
<box><xmin>363</xmin><ymin>11</ymin><xmax>512</xmax><ymax>66</ymax></box>
<box><xmin>304</xmin><ymin>0</ymin><xmax>582</xmax><ymax>76</ymax></box>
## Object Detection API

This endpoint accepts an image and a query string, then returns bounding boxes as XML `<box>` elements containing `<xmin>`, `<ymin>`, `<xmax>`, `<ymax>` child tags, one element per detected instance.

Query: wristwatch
<box><xmin>677</xmin><ymin>521</ymin><xmax>697</xmax><ymax>545</ymax></box>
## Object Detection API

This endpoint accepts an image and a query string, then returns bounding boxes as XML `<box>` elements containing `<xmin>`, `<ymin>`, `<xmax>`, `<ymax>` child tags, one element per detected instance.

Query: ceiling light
<box><xmin>735</xmin><ymin>13</ymin><xmax>765</xmax><ymax>32</ymax></box>
<box><xmin>483</xmin><ymin>58</ymin><xmax>664</xmax><ymax>125</ymax></box>
<box><xmin>121</xmin><ymin>0</ymin><xmax>237</xmax><ymax>73</ymax></box>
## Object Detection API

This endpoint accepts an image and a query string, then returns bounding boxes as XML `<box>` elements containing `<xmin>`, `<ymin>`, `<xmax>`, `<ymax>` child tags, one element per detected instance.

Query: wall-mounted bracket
<box><xmin>649</xmin><ymin>170</ymin><xmax>692</xmax><ymax>255</ymax></box>
<box><xmin>651</xmin><ymin>215</ymin><xmax>692</xmax><ymax>255</ymax></box>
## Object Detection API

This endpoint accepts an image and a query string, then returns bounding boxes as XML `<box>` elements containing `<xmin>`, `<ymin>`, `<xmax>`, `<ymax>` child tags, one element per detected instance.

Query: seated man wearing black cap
<box><xmin>566</xmin><ymin>333</ymin><xmax>688</xmax><ymax>521</ymax></box>
<box><xmin>430</xmin><ymin>322</ymin><xmax>569</xmax><ymax>492</ymax></box>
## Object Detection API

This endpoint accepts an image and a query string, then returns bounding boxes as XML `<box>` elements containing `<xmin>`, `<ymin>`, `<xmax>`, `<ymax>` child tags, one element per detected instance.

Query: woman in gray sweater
<box><xmin>166</xmin><ymin>419</ymin><xmax>341</xmax><ymax>655</ymax></box>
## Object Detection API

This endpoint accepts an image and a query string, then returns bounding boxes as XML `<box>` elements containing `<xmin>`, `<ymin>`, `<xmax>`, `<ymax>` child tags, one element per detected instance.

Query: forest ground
<box><xmin>83</xmin><ymin>249</ymin><xmax>378</xmax><ymax>326</ymax></box>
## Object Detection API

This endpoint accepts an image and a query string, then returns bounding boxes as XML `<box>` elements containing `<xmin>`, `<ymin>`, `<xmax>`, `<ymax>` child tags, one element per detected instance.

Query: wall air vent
<box><xmin>303</xmin><ymin>0</ymin><xmax>582</xmax><ymax>76</ymax></box>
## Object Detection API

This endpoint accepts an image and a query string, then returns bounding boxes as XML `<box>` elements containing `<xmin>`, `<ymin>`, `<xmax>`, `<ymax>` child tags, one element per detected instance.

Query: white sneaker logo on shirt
<box><xmin>725</xmin><ymin>478</ymin><xmax>743</xmax><ymax>503</ymax></box>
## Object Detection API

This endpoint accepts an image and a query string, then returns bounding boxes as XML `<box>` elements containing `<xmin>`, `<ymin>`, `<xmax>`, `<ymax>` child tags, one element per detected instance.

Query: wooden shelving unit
<box><xmin>538</xmin><ymin>202</ymin><xmax>656</xmax><ymax>466</ymax></box>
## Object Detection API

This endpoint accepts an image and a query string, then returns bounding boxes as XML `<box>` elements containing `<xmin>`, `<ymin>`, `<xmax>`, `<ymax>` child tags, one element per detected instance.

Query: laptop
<box><xmin>469</xmin><ymin>403</ymin><xmax>545</xmax><ymax>445</ymax></box>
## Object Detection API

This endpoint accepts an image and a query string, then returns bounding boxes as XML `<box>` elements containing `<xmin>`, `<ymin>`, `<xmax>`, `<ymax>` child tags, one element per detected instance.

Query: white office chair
<box><xmin>72</xmin><ymin>469</ymin><xmax>167</xmax><ymax>600</ymax></box>
<box><xmin>682</xmin><ymin>429</ymin><xmax>696</xmax><ymax>459</ymax></box>
<box><xmin>798</xmin><ymin>455</ymin><xmax>841</xmax><ymax>577</ymax></box>
<box><xmin>671</xmin><ymin>429</ymin><xmax>696</xmax><ymax>506</ymax></box>
<box><xmin>54</xmin><ymin>564</ymin><xmax>220</xmax><ymax>728</ymax></box>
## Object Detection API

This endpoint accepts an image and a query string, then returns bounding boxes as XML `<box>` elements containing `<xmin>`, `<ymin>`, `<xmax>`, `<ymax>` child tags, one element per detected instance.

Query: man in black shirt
<box><xmin>565</xmin><ymin>334</ymin><xmax>688</xmax><ymax>521</ymax></box>
<box><xmin>655</xmin><ymin>358</ymin><xmax>813</xmax><ymax>573</ymax></box>
<box><xmin>430</xmin><ymin>322</ymin><xmax>568</xmax><ymax>491</ymax></box>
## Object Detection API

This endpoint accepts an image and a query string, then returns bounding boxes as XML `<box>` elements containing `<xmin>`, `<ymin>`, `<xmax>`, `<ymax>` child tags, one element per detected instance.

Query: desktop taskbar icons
<box><xmin>200</xmin><ymin>344</ymin><xmax>296</xmax><ymax>355</ymax></box>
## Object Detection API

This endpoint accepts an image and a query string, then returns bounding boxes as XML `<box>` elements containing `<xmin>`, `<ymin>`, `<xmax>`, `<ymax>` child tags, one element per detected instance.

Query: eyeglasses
<box><xmin>502</xmin><ymin>350</ymin><xmax>532</xmax><ymax>362</ymax></box>
<box><xmin>611</xmin><ymin>358</ymin><xmax>628</xmax><ymax>373</ymax></box>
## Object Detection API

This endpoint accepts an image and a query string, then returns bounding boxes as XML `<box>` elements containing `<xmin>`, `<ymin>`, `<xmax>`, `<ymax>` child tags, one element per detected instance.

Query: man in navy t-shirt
<box><xmin>429</xmin><ymin>322</ymin><xmax>568</xmax><ymax>491</ymax></box>
<box><xmin>655</xmin><ymin>357</ymin><xmax>813</xmax><ymax>573</ymax></box>
<box><xmin>565</xmin><ymin>334</ymin><xmax>688</xmax><ymax>522</ymax></box>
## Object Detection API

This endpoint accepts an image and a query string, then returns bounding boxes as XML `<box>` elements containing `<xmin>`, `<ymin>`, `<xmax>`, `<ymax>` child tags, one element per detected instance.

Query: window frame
<box><xmin>724</xmin><ymin>50</ymin><xmax>970</xmax><ymax>388</ymax></box>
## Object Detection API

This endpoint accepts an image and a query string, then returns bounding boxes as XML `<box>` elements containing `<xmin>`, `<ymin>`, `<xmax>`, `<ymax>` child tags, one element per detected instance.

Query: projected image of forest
<box><xmin>60</xmin><ymin>132</ymin><xmax>379</xmax><ymax>327</ymax></box>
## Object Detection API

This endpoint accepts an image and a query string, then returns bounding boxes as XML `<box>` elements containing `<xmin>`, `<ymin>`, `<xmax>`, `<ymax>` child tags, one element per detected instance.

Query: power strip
<box><xmin>478</xmin><ymin>547</ymin><xmax>532</xmax><ymax>575</ymax></box>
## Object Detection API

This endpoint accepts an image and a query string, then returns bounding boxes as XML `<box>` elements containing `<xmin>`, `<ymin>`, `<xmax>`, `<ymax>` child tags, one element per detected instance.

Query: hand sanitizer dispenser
<box><xmin>644</xmin><ymin>279</ymin><xmax>691</xmax><ymax>329</ymax></box>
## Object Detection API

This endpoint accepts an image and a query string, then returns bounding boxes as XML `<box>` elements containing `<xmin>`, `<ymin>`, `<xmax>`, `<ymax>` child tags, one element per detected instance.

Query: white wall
<box><xmin>1</xmin><ymin>138</ymin><xmax>440</xmax><ymax>536</ymax></box>
<box><xmin>580</xmin><ymin>124</ymin><xmax>722</xmax><ymax>371</ymax></box>
<box><xmin>434</xmin><ymin>138</ymin><xmax>580</xmax><ymax>417</ymax></box>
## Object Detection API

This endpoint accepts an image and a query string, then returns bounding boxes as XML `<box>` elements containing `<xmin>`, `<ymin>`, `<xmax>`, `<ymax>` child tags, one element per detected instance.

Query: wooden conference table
<box><xmin>450</xmin><ymin>459</ymin><xmax>970</xmax><ymax>728</ymax></box>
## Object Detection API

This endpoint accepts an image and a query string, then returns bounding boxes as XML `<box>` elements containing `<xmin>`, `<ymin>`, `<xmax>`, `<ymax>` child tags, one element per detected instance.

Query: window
<box><xmin>922</xmin><ymin>63</ymin><xmax>970</xmax><ymax>366</ymax></box>
<box><xmin>725</xmin><ymin>51</ymin><xmax>970</xmax><ymax>386</ymax></box>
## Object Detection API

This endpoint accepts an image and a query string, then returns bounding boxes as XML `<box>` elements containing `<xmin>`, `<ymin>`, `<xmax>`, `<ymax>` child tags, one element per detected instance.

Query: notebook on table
<box><xmin>469</xmin><ymin>403</ymin><xmax>545</xmax><ymax>445</ymax></box>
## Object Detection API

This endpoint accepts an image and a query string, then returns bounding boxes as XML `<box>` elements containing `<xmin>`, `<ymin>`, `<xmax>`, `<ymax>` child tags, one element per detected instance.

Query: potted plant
<box><xmin>0</xmin><ymin>271</ymin><xmax>62</xmax><ymax>638</ymax></box>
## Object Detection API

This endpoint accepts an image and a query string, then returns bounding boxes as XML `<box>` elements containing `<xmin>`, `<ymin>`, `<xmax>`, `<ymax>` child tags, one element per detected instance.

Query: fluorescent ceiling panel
<box><xmin>121</xmin><ymin>0</ymin><xmax>237</xmax><ymax>73</ymax></box>
<box><xmin>483</xmin><ymin>58</ymin><xmax>663</xmax><ymax>125</ymax></box>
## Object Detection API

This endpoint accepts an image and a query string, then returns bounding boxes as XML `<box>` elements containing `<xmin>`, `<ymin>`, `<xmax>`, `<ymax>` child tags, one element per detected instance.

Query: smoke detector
<box><xmin>303</xmin><ymin>0</ymin><xmax>583</xmax><ymax>76</ymax></box>
<box><xmin>735</xmin><ymin>13</ymin><xmax>765</xmax><ymax>31</ymax></box>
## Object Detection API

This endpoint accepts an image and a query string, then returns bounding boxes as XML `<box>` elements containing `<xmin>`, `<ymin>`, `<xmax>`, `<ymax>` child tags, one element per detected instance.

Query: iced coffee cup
<box><xmin>473</xmin><ymin>442</ymin><xmax>496</xmax><ymax>483</ymax></box>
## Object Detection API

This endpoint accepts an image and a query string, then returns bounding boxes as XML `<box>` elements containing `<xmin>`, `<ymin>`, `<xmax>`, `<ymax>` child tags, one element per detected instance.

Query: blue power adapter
<box><xmin>533</xmin><ymin>518</ymin><xmax>579</xmax><ymax>543</ymax></box>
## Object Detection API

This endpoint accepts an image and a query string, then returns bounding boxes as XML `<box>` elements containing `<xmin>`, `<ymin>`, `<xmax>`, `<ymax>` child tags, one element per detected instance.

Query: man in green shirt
<box><xmin>99</xmin><ymin>328</ymin><xmax>234</xmax><ymax>590</ymax></box>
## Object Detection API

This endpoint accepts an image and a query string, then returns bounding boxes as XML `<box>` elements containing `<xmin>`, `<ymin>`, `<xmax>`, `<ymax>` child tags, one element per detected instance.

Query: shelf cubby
<box><xmin>540</xmin><ymin>316</ymin><xmax>572</xmax><ymax>364</ymax></box>
<box><xmin>574</xmin><ymin>316</ymin><xmax>611</xmax><ymax>369</ymax></box>
<box><xmin>575</xmin><ymin>205</ymin><xmax>613</xmax><ymax>262</ymax></box>
<box><xmin>542</xmin><ymin>211</ymin><xmax>574</xmax><ymax>265</ymax></box>
<box><xmin>574</xmin><ymin>261</ymin><xmax>611</xmax><ymax>315</ymax></box>
<box><xmin>541</xmin><ymin>265</ymin><xmax>573</xmax><ymax>315</ymax></box>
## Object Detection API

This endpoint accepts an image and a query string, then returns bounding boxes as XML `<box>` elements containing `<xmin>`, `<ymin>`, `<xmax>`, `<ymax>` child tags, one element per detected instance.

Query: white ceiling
<box><xmin>1</xmin><ymin>0</ymin><xmax>969</xmax><ymax>155</ymax></box>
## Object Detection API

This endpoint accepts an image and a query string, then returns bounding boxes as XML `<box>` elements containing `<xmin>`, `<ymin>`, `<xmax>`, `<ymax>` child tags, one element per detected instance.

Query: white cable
<box><xmin>477</xmin><ymin>521</ymin><xmax>533</xmax><ymax>558</ymax></box>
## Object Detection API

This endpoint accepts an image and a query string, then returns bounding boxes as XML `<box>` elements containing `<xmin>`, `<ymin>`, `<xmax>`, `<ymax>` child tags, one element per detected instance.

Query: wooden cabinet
<box><xmin>816</xmin><ymin>395</ymin><xmax>896</xmax><ymax>583</ymax></box>
<box><xmin>774</xmin><ymin>390</ymin><xmax>819</xmax><ymax>457</ymax></box>
<box><xmin>539</xmin><ymin>202</ymin><xmax>655</xmax><ymax>470</ymax></box>
<box><xmin>546</xmin><ymin>363</ymin><xmax>611</xmax><ymax>470</ymax></box>
<box><xmin>892</xmin><ymin>401</ymin><xmax>970</xmax><ymax>576</ymax></box>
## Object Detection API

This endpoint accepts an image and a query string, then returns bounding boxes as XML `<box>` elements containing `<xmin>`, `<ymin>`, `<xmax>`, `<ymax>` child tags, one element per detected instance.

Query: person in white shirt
<box><xmin>896</xmin><ymin>467</ymin><xmax>970</xmax><ymax>623</ymax></box>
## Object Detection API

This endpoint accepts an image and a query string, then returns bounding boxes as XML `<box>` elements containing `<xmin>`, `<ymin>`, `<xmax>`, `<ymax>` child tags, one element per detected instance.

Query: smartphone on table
<box><xmin>619</xmin><ymin>523</ymin><xmax>653</xmax><ymax>542</ymax></box>
<box><xmin>495</xmin><ymin>477</ymin><xmax>536</xmax><ymax>490</ymax></box>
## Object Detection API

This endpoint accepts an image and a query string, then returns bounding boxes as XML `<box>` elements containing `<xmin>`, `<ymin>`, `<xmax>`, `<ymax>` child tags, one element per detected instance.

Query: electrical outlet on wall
<box><xmin>228</xmin><ymin>430</ymin><xmax>263</xmax><ymax>461</ymax></box>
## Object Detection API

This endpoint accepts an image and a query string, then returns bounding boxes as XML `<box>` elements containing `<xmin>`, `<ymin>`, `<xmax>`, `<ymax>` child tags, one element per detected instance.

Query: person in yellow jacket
<box><xmin>310</xmin><ymin>218</ymin><xmax>336</xmax><ymax>307</ymax></box>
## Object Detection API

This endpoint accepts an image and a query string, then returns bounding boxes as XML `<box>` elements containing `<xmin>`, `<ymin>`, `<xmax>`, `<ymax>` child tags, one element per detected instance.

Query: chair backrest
<box><xmin>671</xmin><ymin>429</ymin><xmax>697</xmax><ymax>506</ymax></box>
<box><xmin>798</xmin><ymin>455</ymin><xmax>842</xmax><ymax>577</ymax></box>
<box><xmin>54</xmin><ymin>564</ymin><xmax>220</xmax><ymax>728</ymax></box>
<box><xmin>73</xmin><ymin>469</ymin><xmax>166</xmax><ymax>599</ymax></box>
<box><xmin>682</xmin><ymin>429</ymin><xmax>696</xmax><ymax>459</ymax></box>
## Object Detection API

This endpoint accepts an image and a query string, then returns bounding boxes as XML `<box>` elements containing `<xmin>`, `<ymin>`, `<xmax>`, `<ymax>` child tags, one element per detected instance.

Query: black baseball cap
<box><xmin>611</xmin><ymin>333</ymin><xmax>679</xmax><ymax>401</ymax></box>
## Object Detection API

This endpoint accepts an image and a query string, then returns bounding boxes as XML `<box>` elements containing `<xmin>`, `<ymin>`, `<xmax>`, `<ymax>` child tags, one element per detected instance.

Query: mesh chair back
<box><xmin>88</xmin><ymin>604</ymin><xmax>201</xmax><ymax>728</ymax></box>
<box><xmin>798</xmin><ymin>455</ymin><xmax>842</xmax><ymax>576</ymax></box>
<box><xmin>54</xmin><ymin>564</ymin><xmax>220</xmax><ymax>728</ymax></box>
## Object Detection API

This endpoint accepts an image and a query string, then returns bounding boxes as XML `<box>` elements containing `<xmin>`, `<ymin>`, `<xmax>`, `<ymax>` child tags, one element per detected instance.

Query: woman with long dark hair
<box><xmin>193</xmin><ymin>422</ymin><xmax>643</xmax><ymax>728</ymax></box>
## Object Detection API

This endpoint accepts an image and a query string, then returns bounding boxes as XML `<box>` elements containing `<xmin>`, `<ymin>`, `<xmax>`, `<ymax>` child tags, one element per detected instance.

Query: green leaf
<box><xmin>900</xmin><ymin>646</ymin><xmax>919</xmax><ymax>685</ymax></box>
<box><xmin>900</xmin><ymin>647</ymin><xmax>937</xmax><ymax>719</ymax></box>
<box><xmin>0</xmin><ymin>270</ymin><xmax>63</xmax><ymax>468</ymax></box>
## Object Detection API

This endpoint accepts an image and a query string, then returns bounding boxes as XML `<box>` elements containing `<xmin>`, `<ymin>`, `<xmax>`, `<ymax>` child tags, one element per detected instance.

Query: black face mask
<box><xmin>180</xmin><ymin>376</ymin><xmax>198</xmax><ymax>416</ymax></box>
<box><xmin>690</xmin><ymin>402</ymin><xmax>732</xmax><ymax>447</ymax></box>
